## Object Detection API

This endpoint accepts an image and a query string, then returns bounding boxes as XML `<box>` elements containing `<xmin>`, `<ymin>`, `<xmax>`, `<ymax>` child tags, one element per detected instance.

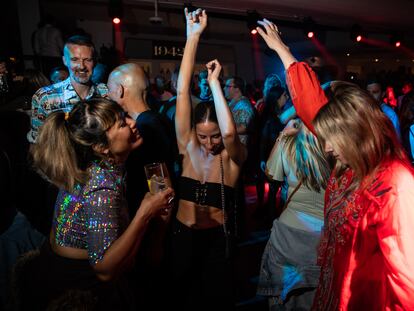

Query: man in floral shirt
<box><xmin>28</xmin><ymin>35</ymin><xmax>107</xmax><ymax>143</ymax></box>
<box><xmin>224</xmin><ymin>76</ymin><xmax>255</xmax><ymax>146</ymax></box>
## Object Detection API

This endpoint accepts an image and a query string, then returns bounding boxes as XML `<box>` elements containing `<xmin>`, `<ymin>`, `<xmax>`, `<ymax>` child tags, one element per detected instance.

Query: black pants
<box><xmin>169</xmin><ymin>219</ymin><xmax>235</xmax><ymax>311</ymax></box>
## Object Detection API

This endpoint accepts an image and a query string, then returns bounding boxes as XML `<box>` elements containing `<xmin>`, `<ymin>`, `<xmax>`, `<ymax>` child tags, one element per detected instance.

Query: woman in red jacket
<box><xmin>257</xmin><ymin>18</ymin><xmax>414</xmax><ymax>311</ymax></box>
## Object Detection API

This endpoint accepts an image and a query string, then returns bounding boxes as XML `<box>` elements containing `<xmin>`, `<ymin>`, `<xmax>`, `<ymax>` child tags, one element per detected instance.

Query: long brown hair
<box><xmin>313</xmin><ymin>82</ymin><xmax>406</xmax><ymax>190</ymax></box>
<box><xmin>31</xmin><ymin>98</ymin><xmax>124</xmax><ymax>191</ymax></box>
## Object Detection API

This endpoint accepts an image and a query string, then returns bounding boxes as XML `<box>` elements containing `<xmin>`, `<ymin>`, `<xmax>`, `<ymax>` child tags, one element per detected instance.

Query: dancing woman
<box><xmin>257</xmin><ymin>18</ymin><xmax>414</xmax><ymax>310</ymax></box>
<box><xmin>258</xmin><ymin>118</ymin><xmax>330</xmax><ymax>310</ymax></box>
<box><xmin>170</xmin><ymin>8</ymin><xmax>246</xmax><ymax>310</ymax></box>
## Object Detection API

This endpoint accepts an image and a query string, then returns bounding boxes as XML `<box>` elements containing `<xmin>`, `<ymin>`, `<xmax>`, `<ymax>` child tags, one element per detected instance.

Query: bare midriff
<box><xmin>50</xmin><ymin>233</ymin><xmax>89</xmax><ymax>260</ymax></box>
<box><xmin>176</xmin><ymin>199</ymin><xmax>225</xmax><ymax>229</ymax></box>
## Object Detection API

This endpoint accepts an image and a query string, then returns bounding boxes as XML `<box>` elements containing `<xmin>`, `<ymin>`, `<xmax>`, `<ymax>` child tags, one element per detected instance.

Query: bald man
<box><xmin>107</xmin><ymin>63</ymin><xmax>149</xmax><ymax>116</ymax></box>
<box><xmin>107</xmin><ymin>63</ymin><xmax>177</xmax><ymax>309</ymax></box>
<box><xmin>108</xmin><ymin>62</ymin><xmax>177</xmax><ymax>204</ymax></box>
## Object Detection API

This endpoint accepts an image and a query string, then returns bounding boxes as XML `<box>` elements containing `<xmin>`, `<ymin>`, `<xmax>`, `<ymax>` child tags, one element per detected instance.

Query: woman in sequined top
<box><xmin>29</xmin><ymin>98</ymin><xmax>174</xmax><ymax>309</ymax></box>
<box><xmin>256</xmin><ymin>19</ymin><xmax>414</xmax><ymax>310</ymax></box>
<box><xmin>170</xmin><ymin>8</ymin><xmax>246</xmax><ymax>310</ymax></box>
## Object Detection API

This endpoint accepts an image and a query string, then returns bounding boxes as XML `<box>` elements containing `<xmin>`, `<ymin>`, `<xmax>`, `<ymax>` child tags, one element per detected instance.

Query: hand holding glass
<box><xmin>144</xmin><ymin>162</ymin><xmax>168</xmax><ymax>194</ymax></box>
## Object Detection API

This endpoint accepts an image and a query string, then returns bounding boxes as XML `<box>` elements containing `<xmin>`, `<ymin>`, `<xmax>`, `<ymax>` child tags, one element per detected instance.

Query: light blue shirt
<box><xmin>381</xmin><ymin>103</ymin><xmax>401</xmax><ymax>140</ymax></box>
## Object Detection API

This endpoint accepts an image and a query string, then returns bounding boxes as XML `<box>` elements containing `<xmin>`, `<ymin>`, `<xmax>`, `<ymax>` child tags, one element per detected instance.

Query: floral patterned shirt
<box><xmin>28</xmin><ymin>77</ymin><xmax>107</xmax><ymax>143</ymax></box>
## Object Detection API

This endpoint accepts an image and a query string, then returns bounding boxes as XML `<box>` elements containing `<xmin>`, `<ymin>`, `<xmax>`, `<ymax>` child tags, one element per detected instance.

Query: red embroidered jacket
<box><xmin>286</xmin><ymin>62</ymin><xmax>414</xmax><ymax>311</ymax></box>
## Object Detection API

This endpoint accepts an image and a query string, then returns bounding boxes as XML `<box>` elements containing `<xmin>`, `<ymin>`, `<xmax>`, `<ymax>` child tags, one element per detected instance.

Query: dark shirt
<box><xmin>159</xmin><ymin>96</ymin><xmax>176</xmax><ymax>123</ymax></box>
<box><xmin>260</xmin><ymin>116</ymin><xmax>284</xmax><ymax>163</ymax></box>
<box><xmin>126</xmin><ymin>110</ymin><xmax>177</xmax><ymax>213</ymax></box>
<box><xmin>0</xmin><ymin>146</ymin><xmax>15</xmax><ymax>233</ymax></box>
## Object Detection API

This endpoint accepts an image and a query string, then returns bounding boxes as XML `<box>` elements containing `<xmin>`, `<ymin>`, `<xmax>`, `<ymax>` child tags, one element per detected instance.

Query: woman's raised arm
<box><xmin>175</xmin><ymin>8</ymin><xmax>207</xmax><ymax>149</ymax></box>
<box><xmin>207</xmin><ymin>59</ymin><xmax>246</xmax><ymax>166</ymax></box>
<box><xmin>257</xmin><ymin>18</ymin><xmax>328</xmax><ymax>133</ymax></box>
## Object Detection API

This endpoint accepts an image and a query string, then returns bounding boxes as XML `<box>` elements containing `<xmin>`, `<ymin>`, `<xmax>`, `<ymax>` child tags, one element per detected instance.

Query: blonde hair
<box><xmin>283</xmin><ymin>119</ymin><xmax>330</xmax><ymax>192</ymax></box>
<box><xmin>313</xmin><ymin>82</ymin><xmax>406</xmax><ymax>191</ymax></box>
<box><xmin>31</xmin><ymin>98</ymin><xmax>124</xmax><ymax>191</ymax></box>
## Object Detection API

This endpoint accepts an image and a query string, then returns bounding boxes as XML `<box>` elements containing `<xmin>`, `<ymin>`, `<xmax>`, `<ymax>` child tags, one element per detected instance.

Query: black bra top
<box><xmin>179</xmin><ymin>176</ymin><xmax>235</xmax><ymax>209</ymax></box>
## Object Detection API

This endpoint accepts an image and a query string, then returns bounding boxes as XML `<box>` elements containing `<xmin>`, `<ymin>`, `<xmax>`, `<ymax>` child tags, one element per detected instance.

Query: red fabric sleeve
<box><xmin>376</xmin><ymin>166</ymin><xmax>414</xmax><ymax>310</ymax></box>
<box><xmin>286</xmin><ymin>62</ymin><xmax>328</xmax><ymax>134</ymax></box>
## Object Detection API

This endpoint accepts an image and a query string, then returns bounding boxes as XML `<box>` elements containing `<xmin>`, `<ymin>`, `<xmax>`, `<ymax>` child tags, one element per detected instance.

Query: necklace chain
<box><xmin>220</xmin><ymin>153</ymin><xmax>227</xmax><ymax>236</ymax></box>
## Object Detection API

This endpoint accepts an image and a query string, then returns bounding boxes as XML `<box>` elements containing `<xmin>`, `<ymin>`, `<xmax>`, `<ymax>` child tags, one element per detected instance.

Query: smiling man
<box><xmin>28</xmin><ymin>35</ymin><xmax>108</xmax><ymax>143</ymax></box>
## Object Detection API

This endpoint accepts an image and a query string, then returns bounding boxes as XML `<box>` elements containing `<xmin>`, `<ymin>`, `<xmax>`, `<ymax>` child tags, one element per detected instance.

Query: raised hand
<box><xmin>184</xmin><ymin>7</ymin><xmax>207</xmax><ymax>38</ymax></box>
<box><xmin>256</xmin><ymin>19</ymin><xmax>285</xmax><ymax>51</ymax></box>
<box><xmin>206</xmin><ymin>59</ymin><xmax>222</xmax><ymax>83</ymax></box>
<box><xmin>256</xmin><ymin>18</ymin><xmax>297</xmax><ymax>70</ymax></box>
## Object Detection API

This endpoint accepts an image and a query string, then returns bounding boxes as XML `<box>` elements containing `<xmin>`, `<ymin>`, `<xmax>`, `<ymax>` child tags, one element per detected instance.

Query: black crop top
<box><xmin>179</xmin><ymin>176</ymin><xmax>235</xmax><ymax>210</ymax></box>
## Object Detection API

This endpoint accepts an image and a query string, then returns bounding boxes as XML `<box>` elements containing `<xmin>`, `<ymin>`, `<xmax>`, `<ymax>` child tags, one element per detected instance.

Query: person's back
<box><xmin>126</xmin><ymin>109</ymin><xmax>177</xmax><ymax>211</ymax></box>
<box><xmin>258</xmin><ymin>119</ymin><xmax>330</xmax><ymax>309</ymax></box>
<box><xmin>269</xmin><ymin>120</ymin><xmax>329</xmax><ymax>227</ymax></box>
<box><xmin>273</xmin><ymin>152</ymin><xmax>325</xmax><ymax>231</ymax></box>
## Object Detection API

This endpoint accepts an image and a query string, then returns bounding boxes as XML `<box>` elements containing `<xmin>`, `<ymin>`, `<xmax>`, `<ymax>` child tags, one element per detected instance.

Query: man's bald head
<box><xmin>107</xmin><ymin>63</ymin><xmax>149</xmax><ymax>102</ymax></box>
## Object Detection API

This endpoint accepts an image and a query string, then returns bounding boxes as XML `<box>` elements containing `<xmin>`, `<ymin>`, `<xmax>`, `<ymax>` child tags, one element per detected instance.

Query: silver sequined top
<box><xmin>52</xmin><ymin>160</ymin><xmax>129</xmax><ymax>265</ymax></box>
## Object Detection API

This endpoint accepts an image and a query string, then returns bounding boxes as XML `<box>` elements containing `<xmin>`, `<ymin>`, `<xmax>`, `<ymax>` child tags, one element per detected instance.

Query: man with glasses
<box><xmin>224</xmin><ymin>76</ymin><xmax>255</xmax><ymax>146</ymax></box>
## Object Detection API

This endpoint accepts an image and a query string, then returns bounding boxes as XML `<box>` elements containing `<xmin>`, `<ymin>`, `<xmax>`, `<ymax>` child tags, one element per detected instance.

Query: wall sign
<box><xmin>152</xmin><ymin>41</ymin><xmax>184</xmax><ymax>59</ymax></box>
